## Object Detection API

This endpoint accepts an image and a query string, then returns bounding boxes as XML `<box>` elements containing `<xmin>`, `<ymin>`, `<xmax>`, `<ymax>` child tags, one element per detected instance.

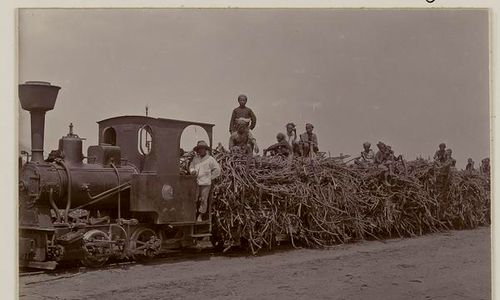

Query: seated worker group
<box><xmin>228</xmin><ymin>94</ymin><xmax>320</xmax><ymax>158</ymax></box>
<box><xmin>263</xmin><ymin>123</ymin><xmax>320</xmax><ymax>158</ymax></box>
<box><xmin>353</xmin><ymin>141</ymin><xmax>403</xmax><ymax>186</ymax></box>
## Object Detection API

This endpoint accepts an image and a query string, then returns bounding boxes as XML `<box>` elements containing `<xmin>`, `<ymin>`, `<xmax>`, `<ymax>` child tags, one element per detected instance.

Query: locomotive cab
<box><xmin>97</xmin><ymin>115</ymin><xmax>214</xmax><ymax>225</ymax></box>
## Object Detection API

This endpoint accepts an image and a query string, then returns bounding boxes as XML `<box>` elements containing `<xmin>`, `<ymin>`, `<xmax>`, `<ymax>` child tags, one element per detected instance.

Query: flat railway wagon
<box><xmin>19</xmin><ymin>81</ymin><xmax>221</xmax><ymax>269</ymax></box>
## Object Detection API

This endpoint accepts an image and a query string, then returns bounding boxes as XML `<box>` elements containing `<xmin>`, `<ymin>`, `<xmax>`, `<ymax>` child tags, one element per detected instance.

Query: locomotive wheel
<box><xmin>109</xmin><ymin>225</ymin><xmax>128</xmax><ymax>256</ymax></box>
<box><xmin>130</xmin><ymin>227</ymin><xmax>161</xmax><ymax>262</ymax></box>
<box><xmin>80</xmin><ymin>230</ymin><xmax>111</xmax><ymax>268</ymax></box>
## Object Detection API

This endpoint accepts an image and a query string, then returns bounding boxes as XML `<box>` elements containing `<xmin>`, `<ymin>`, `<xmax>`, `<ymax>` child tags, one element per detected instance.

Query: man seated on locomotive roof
<box><xmin>189</xmin><ymin>141</ymin><xmax>221</xmax><ymax>222</ymax></box>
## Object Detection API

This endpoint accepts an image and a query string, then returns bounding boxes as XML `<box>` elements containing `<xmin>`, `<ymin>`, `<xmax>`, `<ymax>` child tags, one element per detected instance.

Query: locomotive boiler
<box><xmin>19</xmin><ymin>81</ymin><xmax>217</xmax><ymax>269</ymax></box>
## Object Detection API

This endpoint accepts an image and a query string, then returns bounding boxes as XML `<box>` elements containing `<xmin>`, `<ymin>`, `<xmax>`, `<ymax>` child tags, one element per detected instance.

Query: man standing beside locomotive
<box><xmin>189</xmin><ymin>141</ymin><xmax>221</xmax><ymax>222</ymax></box>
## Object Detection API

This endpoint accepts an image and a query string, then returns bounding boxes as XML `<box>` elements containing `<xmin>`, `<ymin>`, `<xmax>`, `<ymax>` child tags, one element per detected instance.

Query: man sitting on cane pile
<box><xmin>480</xmin><ymin>158</ymin><xmax>490</xmax><ymax>177</ymax></box>
<box><xmin>465</xmin><ymin>158</ymin><xmax>475</xmax><ymax>171</ymax></box>
<box><xmin>374</xmin><ymin>141</ymin><xmax>396</xmax><ymax>186</ymax></box>
<box><xmin>285</xmin><ymin>122</ymin><xmax>301</xmax><ymax>156</ymax></box>
<box><xmin>480</xmin><ymin>158</ymin><xmax>491</xmax><ymax>191</ymax></box>
<box><xmin>229</xmin><ymin>118</ymin><xmax>259</xmax><ymax>155</ymax></box>
<box><xmin>263</xmin><ymin>132</ymin><xmax>292</xmax><ymax>157</ymax></box>
<box><xmin>434</xmin><ymin>143</ymin><xmax>447</xmax><ymax>163</ymax></box>
<box><xmin>189</xmin><ymin>141</ymin><xmax>221</xmax><ymax>222</ymax></box>
<box><xmin>361</xmin><ymin>142</ymin><xmax>375</xmax><ymax>163</ymax></box>
<box><xmin>355</xmin><ymin>142</ymin><xmax>375</xmax><ymax>166</ymax></box>
<box><xmin>299</xmin><ymin>123</ymin><xmax>319</xmax><ymax>157</ymax></box>
<box><xmin>444</xmin><ymin>149</ymin><xmax>456</xmax><ymax>168</ymax></box>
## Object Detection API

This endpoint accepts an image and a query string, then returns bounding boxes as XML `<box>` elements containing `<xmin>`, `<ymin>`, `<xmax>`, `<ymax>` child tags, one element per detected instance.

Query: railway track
<box><xmin>19</xmin><ymin>242</ymin><xmax>297</xmax><ymax>278</ymax></box>
<box><xmin>20</xmin><ymin>248</ymin><xmax>214</xmax><ymax>278</ymax></box>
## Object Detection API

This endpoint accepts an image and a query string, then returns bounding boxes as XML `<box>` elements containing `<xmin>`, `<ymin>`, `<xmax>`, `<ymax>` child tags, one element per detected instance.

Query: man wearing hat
<box><xmin>189</xmin><ymin>140</ymin><xmax>221</xmax><ymax>222</ymax></box>
<box><xmin>229</xmin><ymin>94</ymin><xmax>257</xmax><ymax>134</ymax></box>
<box><xmin>299</xmin><ymin>123</ymin><xmax>319</xmax><ymax>157</ymax></box>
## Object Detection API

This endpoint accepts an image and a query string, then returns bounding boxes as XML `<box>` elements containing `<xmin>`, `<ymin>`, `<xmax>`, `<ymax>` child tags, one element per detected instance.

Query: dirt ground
<box><xmin>20</xmin><ymin>227</ymin><xmax>490</xmax><ymax>300</ymax></box>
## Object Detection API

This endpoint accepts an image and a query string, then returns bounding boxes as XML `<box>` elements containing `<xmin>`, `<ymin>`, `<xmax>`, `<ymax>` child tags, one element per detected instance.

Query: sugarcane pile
<box><xmin>210</xmin><ymin>151</ymin><xmax>490</xmax><ymax>254</ymax></box>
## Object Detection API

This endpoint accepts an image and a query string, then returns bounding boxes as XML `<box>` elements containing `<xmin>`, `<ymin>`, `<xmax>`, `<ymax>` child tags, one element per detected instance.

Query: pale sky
<box><xmin>18</xmin><ymin>8</ymin><xmax>489</xmax><ymax>167</ymax></box>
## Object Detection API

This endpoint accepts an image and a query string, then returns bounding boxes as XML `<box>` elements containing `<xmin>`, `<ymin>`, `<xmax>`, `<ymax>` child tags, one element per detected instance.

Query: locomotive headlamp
<box><xmin>19</xmin><ymin>81</ymin><xmax>61</xmax><ymax>163</ymax></box>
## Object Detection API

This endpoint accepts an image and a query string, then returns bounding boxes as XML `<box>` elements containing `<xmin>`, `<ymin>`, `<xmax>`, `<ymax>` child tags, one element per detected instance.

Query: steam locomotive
<box><xmin>19</xmin><ymin>81</ymin><xmax>219</xmax><ymax>269</ymax></box>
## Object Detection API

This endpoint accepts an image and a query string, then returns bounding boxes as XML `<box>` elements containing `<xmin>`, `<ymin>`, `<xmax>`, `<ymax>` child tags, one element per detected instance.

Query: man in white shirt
<box><xmin>189</xmin><ymin>140</ymin><xmax>222</xmax><ymax>222</ymax></box>
<box><xmin>285</xmin><ymin>122</ymin><xmax>301</xmax><ymax>156</ymax></box>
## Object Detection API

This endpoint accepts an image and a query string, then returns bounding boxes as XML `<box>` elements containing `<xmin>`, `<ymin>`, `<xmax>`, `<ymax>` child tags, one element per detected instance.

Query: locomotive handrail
<box><xmin>84</xmin><ymin>181</ymin><xmax>131</xmax><ymax>200</ymax></box>
<box><xmin>48</xmin><ymin>188</ymin><xmax>62</xmax><ymax>223</ymax></box>
<box><xmin>111</xmin><ymin>163</ymin><xmax>122</xmax><ymax>220</ymax></box>
<box><xmin>56</xmin><ymin>159</ymin><xmax>72</xmax><ymax>223</ymax></box>
<box><xmin>76</xmin><ymin>181</ymin><xmax>131</xmax><ymax>210</ymax></box>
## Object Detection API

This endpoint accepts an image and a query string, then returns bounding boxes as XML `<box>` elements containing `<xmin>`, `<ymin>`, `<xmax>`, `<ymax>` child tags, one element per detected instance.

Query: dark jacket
<box><xmin>229</xmin><ymin>106</ymin><xmax>257</xmax><ymax>132</ymax></box>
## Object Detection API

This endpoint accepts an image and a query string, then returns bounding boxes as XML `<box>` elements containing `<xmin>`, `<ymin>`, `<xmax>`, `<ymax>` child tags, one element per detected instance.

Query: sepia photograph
<box><xmin>16</xmin><ymin>7</ymin><xmax>491</xmax><ymax>300</ymax></box>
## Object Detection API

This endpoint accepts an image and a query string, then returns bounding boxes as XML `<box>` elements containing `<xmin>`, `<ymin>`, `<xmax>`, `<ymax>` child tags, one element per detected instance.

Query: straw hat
<box><xmin>193</xmin><ymin>140</ymin><xmax>210</xmax><ymax>151</ymax></box>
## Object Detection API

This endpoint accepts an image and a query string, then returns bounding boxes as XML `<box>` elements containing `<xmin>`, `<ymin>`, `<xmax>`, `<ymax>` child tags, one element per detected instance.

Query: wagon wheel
<box><xmin>210</xmin><ymin>216</ymin><xmax>225</xmax><ymax>252</ymax></box>
<box><xmin>80</xmin><ymin>230</ymin><xmax>111</xmax><ymax>268</ymax></box>
<box><xmin>130</xmin><ymin>227</ymin><xmax>162</xmax><ymax>262</ymax></box>
<box><xmin>210</xmin><ymin>236</ymin><xmax>224</xmax><ymax>252</ymax></box>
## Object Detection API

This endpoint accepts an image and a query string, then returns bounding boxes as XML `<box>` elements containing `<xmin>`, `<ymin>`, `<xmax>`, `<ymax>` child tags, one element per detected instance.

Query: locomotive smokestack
<box><xmin>18</xmin><ymin>81</ymin><xmax>61</xmax><ymax>163</ymax></box>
